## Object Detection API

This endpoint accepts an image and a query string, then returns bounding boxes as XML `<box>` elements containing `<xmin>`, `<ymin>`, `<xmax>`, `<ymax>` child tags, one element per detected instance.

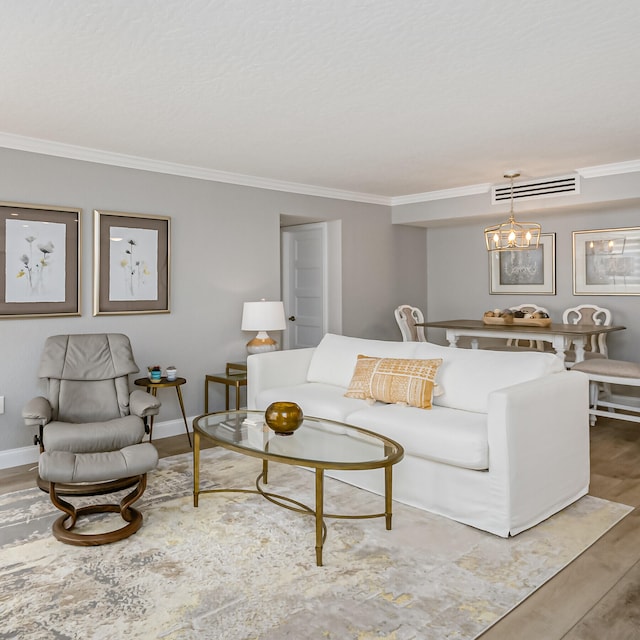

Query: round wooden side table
<box><xmin>134</xmin><ymin>376</ymin><xmax>191</xmax><ymax>447</ymax></box>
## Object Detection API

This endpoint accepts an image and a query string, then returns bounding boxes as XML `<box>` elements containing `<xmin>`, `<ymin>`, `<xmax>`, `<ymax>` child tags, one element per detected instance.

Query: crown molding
<box><xmin>390</xmin><ymin>183</ymin><xmax>492</xmax><ymax>206</ymax></box>
<box><xmin>1</xmin><ymin>132</ymin><xmax>638</xmax><ymax>207</ymax></box>
<box><xmin>0</xmin><ymin>132</ymin><xmax>392</xmax><ymax>206</ymax></box>
<box><xmin>576</xmin><ymin>159</ymin><xmax>640</xmax><ymax>178</ymax></box>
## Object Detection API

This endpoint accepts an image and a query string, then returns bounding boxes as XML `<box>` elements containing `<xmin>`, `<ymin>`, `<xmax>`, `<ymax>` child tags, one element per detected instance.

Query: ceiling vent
<box><xmin>491</xmin><ymin>174</ymin><xmax>580</xmax><ymax>205</ymax></box>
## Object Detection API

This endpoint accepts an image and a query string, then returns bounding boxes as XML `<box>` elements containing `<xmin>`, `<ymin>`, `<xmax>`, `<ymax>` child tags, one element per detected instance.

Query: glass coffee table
<box><xmin>192</xmin><ymin>410</ymin><xmax>404</xmax><ymax>566</ymax></box>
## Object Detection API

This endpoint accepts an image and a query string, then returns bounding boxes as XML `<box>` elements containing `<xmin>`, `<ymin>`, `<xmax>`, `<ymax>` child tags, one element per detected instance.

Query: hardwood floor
<box><xmin>482</xmin><ymin>417</ymin><xmax>640</xmax><ymax>640</ymax></box>
<box><xmin>2</xmin><ymin>419</ymin><xmax>639</xmax><ymax>639</ymax></box>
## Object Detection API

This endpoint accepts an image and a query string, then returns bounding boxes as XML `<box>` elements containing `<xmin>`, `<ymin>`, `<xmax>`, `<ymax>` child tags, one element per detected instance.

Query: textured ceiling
<box><xmin>1</xmin><ymin>0</ymin><xmax>639</xmax><ymax>198</ymax></box>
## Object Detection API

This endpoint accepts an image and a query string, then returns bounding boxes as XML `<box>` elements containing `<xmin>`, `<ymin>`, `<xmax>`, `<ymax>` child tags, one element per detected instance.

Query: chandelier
<box><xmin>484</xmin><ymin>172</ymin><xmax>541</xmax><ymax>251</ymax></box>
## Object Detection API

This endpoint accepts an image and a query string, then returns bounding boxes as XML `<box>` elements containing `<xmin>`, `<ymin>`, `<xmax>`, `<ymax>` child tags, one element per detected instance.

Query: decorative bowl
<box><xmin>264</xmin><ymin>401</ymin><xmax>304</xmax><ymax>436</ymax></box>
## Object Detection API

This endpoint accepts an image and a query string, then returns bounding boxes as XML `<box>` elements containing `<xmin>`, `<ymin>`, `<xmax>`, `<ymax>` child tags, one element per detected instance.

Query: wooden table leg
<box><xmin>148</xmin><ymin>387</ymin><xmax>157</xmax><ymax>442</ymax></box>
<box><xmin>175</xmin><ymin>385</ymin><xmax>192</xmax><ymax>447</ymax></box>
<box><xmin>551</xmin><ymin>335</ymin><xmax>569</xmax><ymax>367</ymax></box>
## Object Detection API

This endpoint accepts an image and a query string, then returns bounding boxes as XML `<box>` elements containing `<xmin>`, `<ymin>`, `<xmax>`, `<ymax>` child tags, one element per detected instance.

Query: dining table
<box><xmin>418</xmin><ymin>318</ymin><xmax>626</xmax><ymax>366</ymax></box>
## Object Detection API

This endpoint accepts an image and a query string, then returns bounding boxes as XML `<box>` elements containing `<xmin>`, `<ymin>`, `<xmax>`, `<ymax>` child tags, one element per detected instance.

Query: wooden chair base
<box><xmin>572</xmin><ymin>359</ymin><xmax>640</xmax><ymax>426</ymax></box>
<box><xmin>37</xmin><ymin>474</ymin><xmax>138</xmax><ymax>496</ymax></box>
<box><xmin>49</xmin><ymin>474</ymin><xmax>147</xmax><ymax>546</ymax></box>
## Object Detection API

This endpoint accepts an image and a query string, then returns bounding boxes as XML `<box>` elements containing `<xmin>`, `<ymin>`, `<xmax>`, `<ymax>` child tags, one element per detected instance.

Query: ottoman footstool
<box><xmin>39</xmin><ymin>442</ymin><xmax>158</xmax><ymax>546</ymax></box>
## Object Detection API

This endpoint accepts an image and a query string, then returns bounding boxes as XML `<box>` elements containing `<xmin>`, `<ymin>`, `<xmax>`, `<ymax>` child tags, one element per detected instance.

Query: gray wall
<box><xmin>0</xmin><ymin>148</ymin><xmax>427</xmax><ymax>455</ymax></box>
<box><xmin>425</xmin><ymin>203</ymin><xmax>640</xmax><ymax>362</ymax></box>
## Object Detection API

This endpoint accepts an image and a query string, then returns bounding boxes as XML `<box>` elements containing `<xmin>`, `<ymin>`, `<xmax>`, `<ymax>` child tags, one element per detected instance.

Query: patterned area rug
<box><xmin>0</xmin><ymin>448</ymin><xmax>632</xmax><ymax>640</ymax></box>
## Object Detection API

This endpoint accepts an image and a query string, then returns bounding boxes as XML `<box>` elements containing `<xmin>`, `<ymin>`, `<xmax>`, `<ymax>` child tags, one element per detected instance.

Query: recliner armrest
<box><xmin>22</xmin><ymin>396</ymin><xmax>53</xmax><ymax>427</ymax></box>
<box><xmin>129</xmin><ymin>389</ymin><xmax>161</xmax><ymax>418</ymax></box>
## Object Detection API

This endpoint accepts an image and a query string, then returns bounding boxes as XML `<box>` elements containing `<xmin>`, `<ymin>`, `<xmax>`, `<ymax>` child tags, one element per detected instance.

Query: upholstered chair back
<box><xmin>506</xmin><ymin>303</ymin><xmax>552</xmax><ymax>350</ymax></box>
<box><xmin>38</xmin><ymin>334</ymin><xmax>139</xmax><ymax>423</ymax></box>
<box><xmin>394</xmin><ymin>305</ymin><xmax>427</xmax><ymax>342</ymax></box>
<box><xmin>563</xmin><ymin>304</ymin><xmax>612</xmax><ymax>356</ymax></box>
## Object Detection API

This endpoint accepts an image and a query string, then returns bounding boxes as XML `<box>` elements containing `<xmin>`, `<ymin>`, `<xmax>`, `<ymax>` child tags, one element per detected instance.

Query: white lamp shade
<box><xmin>241</xmin><ymin>301</ymin><xmax>287</xmax><ymax>332</ymax></box>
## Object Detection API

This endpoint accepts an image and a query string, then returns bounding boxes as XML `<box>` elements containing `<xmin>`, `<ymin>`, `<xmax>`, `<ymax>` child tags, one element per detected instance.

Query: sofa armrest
<box><xmin>22</xmin><ymin>396</ymin><xmax>53</xmax><ymax>427</ymax></box>
<box><xmin>487</xmin><ymin>370</ymin><xmax>590</xmax><ymax>533</ymax></box>
<box><xmin>247</xmin><ymin>348</ymin><xmax>316</xmax><ymax>409</ymax></box>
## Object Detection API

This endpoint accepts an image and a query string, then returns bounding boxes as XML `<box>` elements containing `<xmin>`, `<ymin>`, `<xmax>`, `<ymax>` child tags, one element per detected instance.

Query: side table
<box><xmin>226</xmin><ymin>361</ymin><xmax>246</xmax><ymax>375</ymax></box>
<box><xmin>134</xmin><ymin>376</ymin><xmax>192</xmax><ymax>447</ymax></box>
<box><xmin>205</xmin><ymin>366</ymin><xmax>247</xmax><ymax>412</ymax></box>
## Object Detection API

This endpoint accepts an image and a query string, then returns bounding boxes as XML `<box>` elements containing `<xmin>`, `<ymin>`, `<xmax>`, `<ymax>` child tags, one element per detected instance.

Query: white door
<box><xmin>281</xmin><ymin>223</ymin><xmax>328</xmax><ymax>349</ymax></box>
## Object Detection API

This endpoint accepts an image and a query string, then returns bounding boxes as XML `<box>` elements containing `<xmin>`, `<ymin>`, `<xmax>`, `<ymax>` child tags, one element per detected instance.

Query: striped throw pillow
<box><xmin>345</xmin><ymin>354</ymin><xmax>443</xmax><ymax>409</ymax></box>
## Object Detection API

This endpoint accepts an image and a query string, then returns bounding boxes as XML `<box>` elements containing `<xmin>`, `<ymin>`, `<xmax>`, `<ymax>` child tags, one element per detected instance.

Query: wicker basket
<box><xmin>482</xmin><ymin>315</ymin><xmax>551</xmax><ymax>327</ymax></box>
<box><xmin>482</xmin><ymin>315</ymin><xmax>513</xmax><ymax>325</ymax></box>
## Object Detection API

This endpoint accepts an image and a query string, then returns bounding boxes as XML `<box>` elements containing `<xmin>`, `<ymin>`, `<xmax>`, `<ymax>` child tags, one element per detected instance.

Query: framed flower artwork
<box><xmin>93</xmin><ymin>210</ymin><xmax>171</xmax><ymax>315</ymax></box>
<box><xmin>0</xmin><ymin>201</ymin><xmax>81</xmax><ymax>319</ymax></box>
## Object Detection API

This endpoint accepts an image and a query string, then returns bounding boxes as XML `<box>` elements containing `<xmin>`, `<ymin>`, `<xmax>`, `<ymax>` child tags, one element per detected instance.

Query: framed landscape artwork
<box><xmin>93</xmin><ymin>210</ymin><xmax>171</xmax><ymax>315</ymax></box>
<box><xmin>489</xmin><ymin>233</ymin><xmax>556</xmax><ymax>295</ymax></box>
<box><xmin>0</xmin><ymin>201</ymin><xmax>81</xmax><ymax>319</ymax></box>
<box><xmin>573</xmin><ymin>226</ymin><xmax>640</xmax><ymax>295</ymax></box>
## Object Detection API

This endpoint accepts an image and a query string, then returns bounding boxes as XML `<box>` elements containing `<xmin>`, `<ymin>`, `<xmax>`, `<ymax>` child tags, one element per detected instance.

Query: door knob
<box><xmin>288</xmin><ymin>315</ymin><xmax>296</xmax><ymax>321</ymax></box>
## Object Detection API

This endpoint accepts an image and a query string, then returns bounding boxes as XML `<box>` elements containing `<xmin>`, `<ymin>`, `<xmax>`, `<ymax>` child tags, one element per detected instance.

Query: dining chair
<box><xmin>572</xmin><ymin>357</ymin><xmax>640</xmax><ymax>426</ymax></box>
<box><xmin>562</xmin><ymin>304</ymin><xmax>612</xmax><ymax>367</ymax></box>
<box><xmin>394</xmin><ymin>304</ymin><xmax>427</xmax><ymax>342</ymax></box>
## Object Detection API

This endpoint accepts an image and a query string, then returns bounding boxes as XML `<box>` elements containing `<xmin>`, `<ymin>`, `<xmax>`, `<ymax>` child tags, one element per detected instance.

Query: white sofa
<box><xmin>247</xmin><ymin>333</ymin><xmax>590</xmax><ymax>537</ymax></box>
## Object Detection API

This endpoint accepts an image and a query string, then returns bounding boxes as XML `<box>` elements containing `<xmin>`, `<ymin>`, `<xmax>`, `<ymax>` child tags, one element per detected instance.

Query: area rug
<box><xmin>0</xmin><ymin>449</ymin><xmax>632</xmax><ymax>640</ymax></box>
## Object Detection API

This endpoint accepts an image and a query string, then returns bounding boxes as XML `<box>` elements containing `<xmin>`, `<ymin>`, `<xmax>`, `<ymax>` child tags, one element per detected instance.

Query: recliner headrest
<box><xmin>38</xmin><ymin>333</ymin><xmax>139</xmax><ymax>381</ymax></box>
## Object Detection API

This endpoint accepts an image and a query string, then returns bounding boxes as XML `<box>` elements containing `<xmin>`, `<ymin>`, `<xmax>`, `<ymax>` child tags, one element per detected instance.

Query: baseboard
<box><xmin>0</xmin><ymin>444</ymin><xmax>39</xmax><ymax>471</ymax></box>
<box><xmin>149</xmin><ymin>416</ymin><xmax>194</xmax><ymax>442</ymax></box>
<box><xmin>0</xmin><ymin>417</ymin><xmax>194</xmax><ymax>471</ymax></box>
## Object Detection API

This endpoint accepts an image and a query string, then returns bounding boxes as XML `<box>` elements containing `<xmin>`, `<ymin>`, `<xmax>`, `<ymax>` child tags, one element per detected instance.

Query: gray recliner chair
<box><xmin>22</xmin><ymin>333</ymin><xmax>161</xmax><ymax>545</ymax></box>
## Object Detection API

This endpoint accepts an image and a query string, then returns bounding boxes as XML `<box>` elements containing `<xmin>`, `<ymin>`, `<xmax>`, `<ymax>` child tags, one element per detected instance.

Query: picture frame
<box><xmin>489</xmin><ymin>233</ymin><xmax>556</xmax><ymax>295</ymax></box>
<box><xmin>573</xmin><ymin>226</ymin><xmax>640</xmax><ymax>295</ymax></box>
<box><xmin>0</xmin><ymin>201</ymin><xmax>81</xmax><ymax>319</ymax></box>
<box><xmin>93</xmin><ymin>210</ymin><xmax>171</xmax><ymax>315</ymax></box>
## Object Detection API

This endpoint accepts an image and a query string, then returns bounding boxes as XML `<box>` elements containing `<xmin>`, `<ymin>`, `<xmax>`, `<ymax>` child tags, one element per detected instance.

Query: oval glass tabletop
<box><xmin>193</xmin><ymin>410</ymin><xmax>404</xmax><ymax>470</ymax></box>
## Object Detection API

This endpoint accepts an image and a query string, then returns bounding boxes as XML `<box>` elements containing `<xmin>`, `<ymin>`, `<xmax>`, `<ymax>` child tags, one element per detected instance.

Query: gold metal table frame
<box><xmin>134</xmin><ymin>376</ymin><xmax>191</xmax><ymax>447</ymax></box>
<box><xmin>192</xmin><ymin>410</ymin><xmax>404</xmax><ymax>566</ymax></box>
<box><xmin>204</xmin><ymin>366</ymin><xmax>247</xmax><ymax>412</ymax></box>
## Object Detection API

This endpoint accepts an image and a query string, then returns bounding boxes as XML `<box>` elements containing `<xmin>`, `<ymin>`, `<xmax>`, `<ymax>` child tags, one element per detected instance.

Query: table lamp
<box><xmin>241</xmin><ymin>300</ymin><xmax>287</xmax><ymax>354</ymax></box>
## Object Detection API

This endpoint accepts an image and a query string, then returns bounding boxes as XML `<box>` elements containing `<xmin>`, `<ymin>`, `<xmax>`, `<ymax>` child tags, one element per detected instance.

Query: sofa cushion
<box><xmin>254</xmin><ymin>382</ymin><xmax>375</xmax><ymax>423</ymax></box>
<box><xmin>411</xmin><ymin>342</ymin><xmax>564</xmax><ymax>413</ymax></box>
<box><xmin>345</xmin><ymin>355</ymin><xmax>442</xmax><ymax>409</ymax></box>
<box><xmin>307</xmin><ymin>333</ymin><xmax>419</xmax><ymax>388</ymax></box>
<box><xmin>346</xmin><ymin>404</ymin><xmax>489</xmax><ymax>470</ymax></box>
